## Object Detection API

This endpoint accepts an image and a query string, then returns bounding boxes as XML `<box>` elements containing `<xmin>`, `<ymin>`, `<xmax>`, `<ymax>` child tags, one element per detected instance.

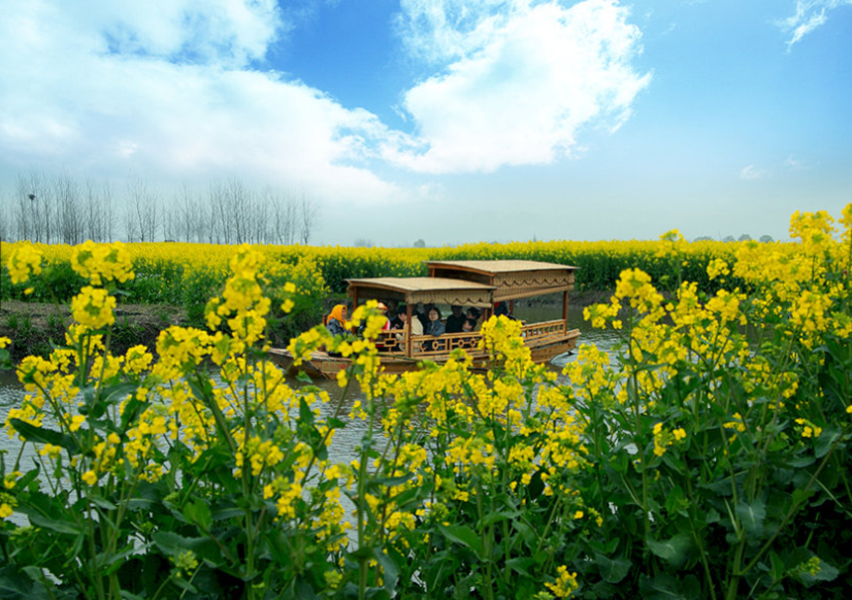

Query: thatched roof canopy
<box><xmin>346</xmin><ymin>277</ymin><xmax>495</xmax><ymax>307</ymax></box>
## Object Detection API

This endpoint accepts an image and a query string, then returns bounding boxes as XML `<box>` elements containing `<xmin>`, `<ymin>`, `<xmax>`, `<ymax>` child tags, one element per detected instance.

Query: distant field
<box><xmin>1</xmin><ymin>237</ymin><xmax>760</xmax><ymax>306</ymax></box>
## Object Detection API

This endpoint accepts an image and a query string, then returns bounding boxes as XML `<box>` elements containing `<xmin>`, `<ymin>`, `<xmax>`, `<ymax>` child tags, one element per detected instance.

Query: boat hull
<box><xmin>267</xmin><ymin>328</ymin><xmax>581</xmax><ymax>379</ymax></box>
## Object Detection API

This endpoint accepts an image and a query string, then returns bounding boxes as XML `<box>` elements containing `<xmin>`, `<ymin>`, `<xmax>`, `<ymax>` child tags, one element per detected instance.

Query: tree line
<box><xmin>0</xmin><ymin>172</ymin><xmax>320</xmax><ymax>245</ymax></box>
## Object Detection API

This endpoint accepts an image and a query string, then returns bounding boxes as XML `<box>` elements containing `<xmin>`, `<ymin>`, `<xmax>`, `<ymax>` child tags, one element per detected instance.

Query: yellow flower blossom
<box><xmin>545</xmin><ymin>565</ymin><xmax>579</xmax><ymax>598</ymax></box>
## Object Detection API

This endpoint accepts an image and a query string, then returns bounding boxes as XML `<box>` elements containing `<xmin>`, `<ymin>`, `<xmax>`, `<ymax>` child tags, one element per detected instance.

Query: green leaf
<box><xmin>120</xmin><ymin>397</ymin><xmax>147</xmax><ymax>431</ymax></box>
<box><xmin>188</xmin><ymin>377</ymin><xmax>214</xmax><ymax>403</ymax></box>
<box><xmin>96</xmin><ymin>543</ymin><xmax>140</xmax><ymax>576</ymax></box>
<box><xmin>15</xmin><ymin>468</ymin><xmax>40</xmax><ymax>490</ymax></box>
<box><xmin>8</xmin><ymin>419</ymin><xmax>79</xmax><ymax>455</ymax></box>
<box><xmin>638</xmin><ymin>573</ymin><xmax>699</xmax><ymax>600</ymax></box>
<box><xmin>506</xmin><ymin>557</ymin><xmax>535</xmax><ymax>577</ymax></box>
<box><xmin>594</xmin><ymin>553</ymin><xmax>631</xmax><ymax>584</ymax></box>
<box><xmin>299</xmin><ymin>397</ymin><xmax>315</xmax><ymax>425</ymax></box>
<box><xmin>327</xmin><ymin>417</ymin><xmax>347</xmax><ymax>429</ymax></box>
<box><xmin>791</xmin><ymin>488</ymin><xmax>815</xmax><ymax>507</ymax></box>
<box><xmin>0</xmin><ymin>348</ymin><xmax>12</xmax><ymax>370</ymax></box>
<box><xmin>815</xmin><ymin>426</ymin><xmax>841</xmax><ymax>459</ymax></box>
<box><xmin>373</xmin><ymin>547</ymin><xmax>400</xmax><ymax>592</ymax></box>
<box><xmin>527</xmin><ymin>469</ymin><xmax>545</xmax><ymax>500</ymax></box>
<box><xmin>296</xmin><ymin>370</ymin><xmax>313</xmax><ymax>384</ymax></box>
<box><xmin>735</xmin><ymin>498</ymin><xmax>766</xmax><ymax>536</ymax></box>
<box><xmin>437</xmin><ymin>523</ymin><xmax>483</xmax><ymax>557</ymax></box>
<box><xmin>183</xmin><ymin>499</ymin><xmax>213</xmax><ymax>531</ymax></box>
<box><xmin>101</xmin><ymin>382</ymin><xmax>141</xmax><ymax>407</ymax></box>
<box><xmin>368</xmin><ymin>473</ymin><xmax>414</xmax><ymax>489</ymax></box>
<box><xmin>24</xmin><ymin>510</ymin><xmax>84</xmax><ymax>535</ymax></box>
<box><xmin>801</xmin><ymin>559</ymin><xmax>839</xmax><ymax>584</ymax></box>
<box><xmin>481</xmin><ymin>510</ymin><xmax>521</xmax><ymax>527</ymax></box>
<box><xmin>647</xmin><ymin>534</ymin><xmax>692</xmax><ymax>567</ymax></box>
<box><xmin>665</xmin><ymin>485</ymin><xmax>687</xmax><ymax>517</ymax></box>
<box><xmin>151</xmin><ymin>532</ymin><xmax>223</xmax><ymax>567</ymax></box>
<box><xmin>89</xmin><ymin>496</ymin><xmax>118</xmax><ymax>511</ymax></box>
<box><xmin>769</xmin><ymin>551</ymin><xmax>784</xmax><ymax>582</ymax></box>
<box><xmin>610</xmin><ymin>451</ymin><xmax>629</xmax><ymax>474</ymax></box>
<box><xmin>0</xmin><ymin>564</ymin><xmax>51</xmax><ymax>600</ymax></box>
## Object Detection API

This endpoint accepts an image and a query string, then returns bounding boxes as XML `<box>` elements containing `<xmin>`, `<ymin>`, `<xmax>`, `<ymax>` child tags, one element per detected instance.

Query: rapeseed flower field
<box><xmin>0</xmin><ymin>203</ymin><xmax>850</xmax><ymax>599</ymax></box>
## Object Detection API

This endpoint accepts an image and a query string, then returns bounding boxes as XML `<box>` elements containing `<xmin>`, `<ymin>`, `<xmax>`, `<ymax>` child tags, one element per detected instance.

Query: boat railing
<box><xmin>376</xmin><ymin>319</ymin><xmax>568</xmax><ymax>358</ymax></box>
<box><xmin>520</xmin><ymin>319</ymin><xmax>566</xmax><ymax>342</ymax></box>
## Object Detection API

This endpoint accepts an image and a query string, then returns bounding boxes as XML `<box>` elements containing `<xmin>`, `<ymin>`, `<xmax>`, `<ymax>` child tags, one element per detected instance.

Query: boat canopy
<box><xmin>425</xmin><ymin>260</ymin><xmax>577</xmax><ymax>302</ymax></box>
<box><xmin>346</xmin><ymin>276</ymin><xmax>495</xmax><ymax>307</ymax></box>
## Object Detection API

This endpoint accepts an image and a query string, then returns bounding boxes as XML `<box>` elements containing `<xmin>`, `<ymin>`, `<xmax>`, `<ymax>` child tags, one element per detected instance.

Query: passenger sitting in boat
<box><xmin>356</xmin><ymin>302</ymin><xmax>391</xmax><ymax>338</ymax></box>
<box><xmin>494</xmin><ymin>301</ymin><xmax>518</xmax><ymax>320</ymax></box>
<box><xmin>415</xmin><ymin>303</ymin><xmax>431</xmax><ymax>331</ymax></box>
<box><xmin>425</xmin><ymin>307</ymin><xmax>445</xmax><ymax>336</ymax></box>
<box><xmin>445</xmin><ymin>305</ymin><xmax>466</xmax><ymax>333</ymax></box>
<box><xmin>424</xmin><ymin>306</ymin><xmax>444</xmax><ymax>352</ymax></box>
<box><xmin>324</xmin><ymin>304</ymin><xmax>349</xmax><ymax>356</ymax></box>
<box><xmin>466</xmin><ymin>307</ymin><xmax>482</xmax><ymax>331</ymax></box>
<box><xmin>394</xmin><ymin>307</ymin><xmax>423</xmax><ymax>351</ymax></box>
<box><xmin>386</xmin><ymin>298</ymin><xmax>403</xmax><ymax>329</ymax></box>
<box><xmin>458</xmin><ymin>318</ymin><xmax>479</xmax><ymax>350</ymax></box>
<box><xmin>325</xmin><ymin>304</ymin><xmax>348</xmax><ymax>337</ymax></box>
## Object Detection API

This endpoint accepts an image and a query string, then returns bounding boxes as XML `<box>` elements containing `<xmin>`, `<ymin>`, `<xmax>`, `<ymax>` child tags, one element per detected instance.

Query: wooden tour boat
<box><xmin>268</xmin><ymin>260</ymin><xmax>581</xmax><ymax>379</ymax></box>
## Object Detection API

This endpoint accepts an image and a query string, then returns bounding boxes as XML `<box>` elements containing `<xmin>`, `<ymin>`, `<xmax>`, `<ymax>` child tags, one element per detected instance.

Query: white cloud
<box><xmin>781</xmin><ymin>0</ymin><xmax>852</xmax><ymax>47</ymax></box>
<box><xmin>740</xmin><ymin>165</ymin><xmax>770</xmax><ymax>180</ymax></box>
<box><xmin>388</xmin><ymin>0</ymin><xmax>651</xmax><ymax>173</ymax></box>
<box><xmin>784</xmin><ymin>154</ymin><xmax>816</xmax><ymax>170</ymax></box>
<box><xmin>0</xmin><ymin>0</ymin><xmax>400</xmax><ymax>206</ymax></box>
<box><xmin>0</xmin><ymin>0</ymin><xmax>650</xmax><ymax>212</ymax></box>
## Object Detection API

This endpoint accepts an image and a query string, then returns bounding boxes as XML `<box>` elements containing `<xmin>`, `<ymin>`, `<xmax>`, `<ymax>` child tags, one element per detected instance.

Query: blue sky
<box><xmin>0</xmin><ymin>0</ymin><xmax>850</xmax><ymax>245</ymax></box>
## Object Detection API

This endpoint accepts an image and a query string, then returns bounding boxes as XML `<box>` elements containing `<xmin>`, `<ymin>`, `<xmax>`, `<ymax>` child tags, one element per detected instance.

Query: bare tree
<box><xmin>225</xmin><ymin>178</ymin><xmax>252</xmax><ymax>244</ymax></box>
<box><xmin>83</xmin><ymin>178</ymin><xmax>115</xmax><ymax>242</ymax></box>
<box><xmin>208</xmin><ymin>182</ymin><xmax>233</xmax><ymax>244</ymax></box>
<box><xmin>268</xmin><ymin>188</ymin><xmax>297</xmax><ymax>245</ymax></box>
<box><xmin>171</xmin><ymin>183</ymin><xmax>206</xmax><ymax>242</ymax></box>
<box><xmin>299</xmin><ymin>193</ymin><xmax>319</xmax><ymax>245</ymax></box>
<box><xmin>55</xmin><ymin>173</ymin><xmax>84</xmax><ymax>245</ymax></box>
<box><xmin>15</xmin><ymin>172</ymin><xmax>54</xmax><ymax>243</ymax></box>
<box><xmin>125</xmin><ymin>177</ymin><xmax>160</xmax><ymax>242</ymax></box>
<box><xmin>0</xmin><ymin>184</ymin><xmax>10</xmax><ymax>241</ymax></box>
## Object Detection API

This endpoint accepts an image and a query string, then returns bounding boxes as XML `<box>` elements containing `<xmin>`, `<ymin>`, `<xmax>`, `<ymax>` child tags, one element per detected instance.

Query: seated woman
<box><xmin>324</xmin><ymin>304</ymin><xmax>349</xmax><ymax>356</ymax></box>
<box><xmin>325</xmin><ymin>304</ymin><xmax>348</xmax><ymax>336</ymax></box>
<box><xmin>425</xmin><ymin>307</ymin><xmax>445</xmax><ymax>336</ymax></box>
<box><xmin>424</xmin><ymin>307</ymin><xmax>445</xmax><ymax>352</ymax></box>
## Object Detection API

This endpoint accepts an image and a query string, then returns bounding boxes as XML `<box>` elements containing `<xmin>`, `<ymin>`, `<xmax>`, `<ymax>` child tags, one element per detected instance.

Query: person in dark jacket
<box><xmin>445</xmin><ymin>305</ymin><xmax>466</xmax><ymax>333</ymax></box>
<box><xmin>494</xmin><ymin>301</ymin><xmax>517</xmax><ymax>320</ymax></box>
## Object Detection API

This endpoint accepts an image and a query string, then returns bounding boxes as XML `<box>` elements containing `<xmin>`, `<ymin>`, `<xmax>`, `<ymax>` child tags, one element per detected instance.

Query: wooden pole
<box><xmin>405</xmin><ymin>303</ymin><xmax>413</xmax><ymax>357</ymax></box>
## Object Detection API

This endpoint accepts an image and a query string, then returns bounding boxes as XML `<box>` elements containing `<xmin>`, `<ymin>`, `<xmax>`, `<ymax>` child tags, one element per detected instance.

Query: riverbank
<box><xmin>0</xmin><ymin>290</ymin><xmax>612</xmax><ymax>362</ymax></box>
<box><xmin>0</xmin><ymin>300</ymin><xmax>186</xmax><ymax>362</ymax></box>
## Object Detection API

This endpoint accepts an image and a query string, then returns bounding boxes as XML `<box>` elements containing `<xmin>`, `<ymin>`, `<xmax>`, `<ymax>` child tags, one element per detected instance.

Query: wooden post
<box><xmin>562</xmin><ymin>290</ymin><xmax>569</xmax><ymax>332</ymax></box>
<box><xmin>405</xmin><ymin>303</ymin><xmax>413</xmax><ymax>357</ymax></box>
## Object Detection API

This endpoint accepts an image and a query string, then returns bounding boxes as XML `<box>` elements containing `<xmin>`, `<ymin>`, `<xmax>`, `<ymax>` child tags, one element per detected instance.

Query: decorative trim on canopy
<box><xmin>426</xmin><ymin>260</ymin><xmax>577</xmax><ymax>301</ymax></box>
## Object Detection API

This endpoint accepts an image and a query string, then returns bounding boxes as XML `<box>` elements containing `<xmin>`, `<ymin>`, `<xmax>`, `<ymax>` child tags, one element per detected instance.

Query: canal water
<box><xmin>0</xmin><ymin>304</ymin><xmax>619</xmax><ymax>467</ymax></box>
